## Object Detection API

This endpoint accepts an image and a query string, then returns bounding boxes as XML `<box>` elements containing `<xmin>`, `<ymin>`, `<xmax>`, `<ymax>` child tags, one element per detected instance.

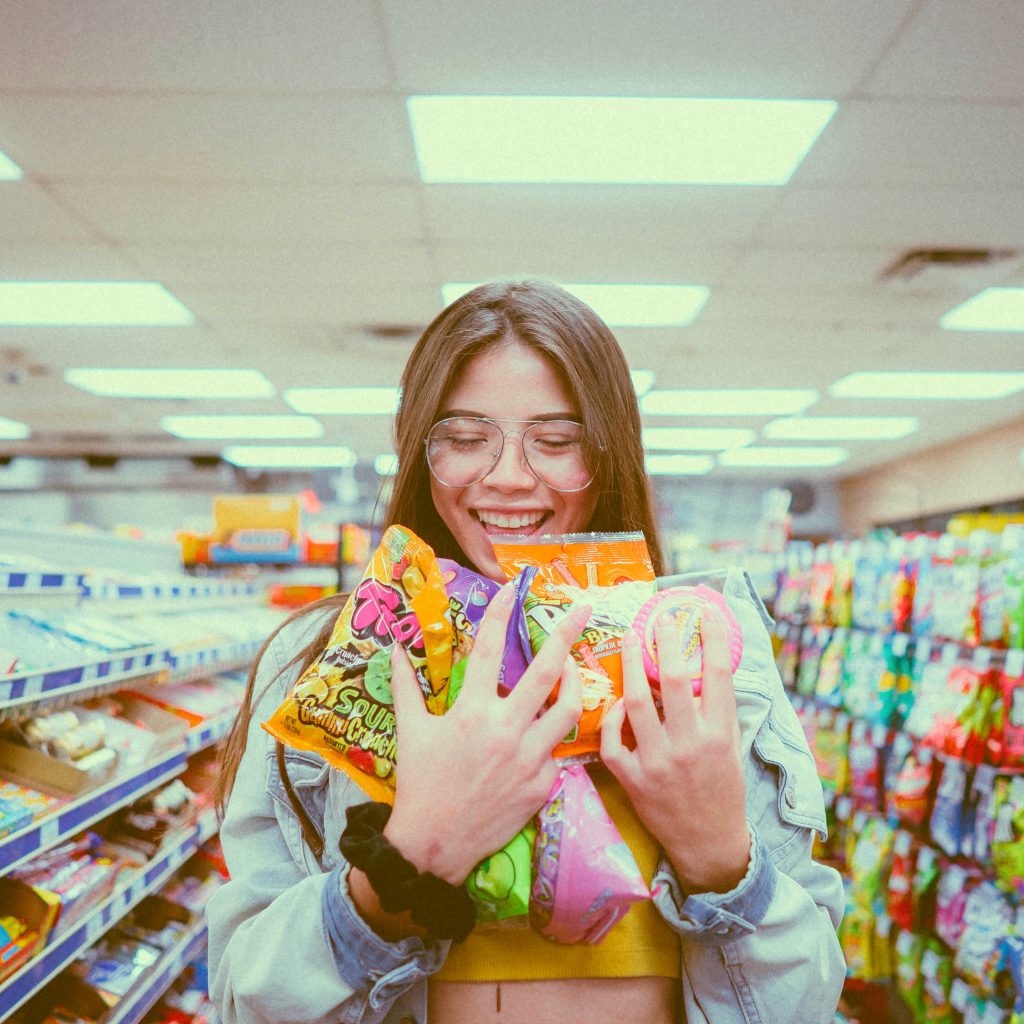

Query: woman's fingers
<box><xmin>458</xmin><ymin>582</ymin><xmax>515</xmax><ymax>704</ymax></box>
<box><xmin>600</xmin><ymin>698</ymin><xmax>639</xmax><ymax>786</ymax></box>
<box><xmin>390</xmin><ymin>643</ymin><xmax>427</xmax><ymax>725</ymax></box>
<box><xmin>654</xmin><ymin>613</ymin><xmax>699</xmax><ymax>737</ymax></box>
<box><xmin>619</xmin><ymin>627</ymin><xmax>662</xmax><ymax>748</ymax></box>
<box><xmin>507</xmin><ymin>602</ymin><xmax>591</xmax><ymax>722</ymax></box>
<box><xmin>698</xmin><ymin>609</ymin><xmax>738</xmax><ymax>720</ymax></box>
<box><xmin>530</xmin><ymin>655</ymin><xmax>584</xmax><ymax>751</ymax></box>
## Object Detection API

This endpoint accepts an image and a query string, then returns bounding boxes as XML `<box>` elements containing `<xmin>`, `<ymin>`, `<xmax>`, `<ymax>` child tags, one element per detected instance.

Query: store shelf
<box><xmin>104</xmin><ymin>918</ymin><xmax>209</xmax><ymax>1024</ymax></box>
<box><xmin>0</xmin><ymin>717</ymin><xmax>232</xmax><ymax>878</ymax></box>
<box><xmin>0</xmin><ymin>810</ymin><xmax>218</xmax><ymax>1021</ymax></box>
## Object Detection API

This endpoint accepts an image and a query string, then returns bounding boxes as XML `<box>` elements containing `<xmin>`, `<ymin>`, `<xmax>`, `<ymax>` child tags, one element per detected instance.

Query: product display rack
<box><xmin>0</xmin><ymin>528</ymin><xmax>267</xmax><ymax>1024</ymax></box>
<box><xmin>0</xmin><ymin>811</ymin><xmax>218</xmax><ymax>1020</ymax></box>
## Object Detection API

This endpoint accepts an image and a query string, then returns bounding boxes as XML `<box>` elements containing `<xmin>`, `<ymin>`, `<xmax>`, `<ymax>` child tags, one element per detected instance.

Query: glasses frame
<box><xmin>423</xmin><ymin>415</ymin><xmax>599</xmax><ymax>492</ymax></box>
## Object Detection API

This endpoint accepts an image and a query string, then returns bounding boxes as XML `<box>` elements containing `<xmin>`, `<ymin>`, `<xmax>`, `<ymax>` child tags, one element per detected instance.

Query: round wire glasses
<box><xmin>424</xmin><ymin>416</ymin><xmax>596</xmax><ymax>492</ymax></box>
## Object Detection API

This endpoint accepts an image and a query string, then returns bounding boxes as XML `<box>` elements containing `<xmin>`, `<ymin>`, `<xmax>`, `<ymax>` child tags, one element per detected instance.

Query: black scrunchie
<box><xmin>340</xmin><ymin>801</ymin><xmax>476</xmax><ymax>943</ymax></box>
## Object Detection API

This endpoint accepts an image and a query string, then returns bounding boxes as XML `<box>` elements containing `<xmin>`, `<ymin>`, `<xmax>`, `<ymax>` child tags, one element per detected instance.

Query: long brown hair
<box><xmin>216</xmin><ymin>278</ymin><xmax>663</xmax><ymax>812</ymax></box>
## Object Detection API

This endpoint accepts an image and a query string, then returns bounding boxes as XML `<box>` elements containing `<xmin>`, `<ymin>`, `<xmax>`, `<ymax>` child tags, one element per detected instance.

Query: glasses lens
<box><xmin>522</xmin><ymin>420</ymin><xmax>592</xmax><ymax>491</ymax></box>
<box><xmin>426</xmin><ymin>417</ymin><xmax>503</xmax><ymax>487</ymax></box>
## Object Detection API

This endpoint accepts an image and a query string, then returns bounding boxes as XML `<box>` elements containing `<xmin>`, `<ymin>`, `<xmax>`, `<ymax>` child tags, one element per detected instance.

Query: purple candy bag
<box><xmin>439</xmin><ymin>558</ymin><xmax>501</xmax><ymax>661</ymax></box>
<box><xmin>530</xmin><ymin>764</ymin><xmax>650</xmax><ymax>944</ymax></box>
<box><xmin>500</xmin><ymin>565</ymin><xmax>538</xmax><ymax>693</ymax></box>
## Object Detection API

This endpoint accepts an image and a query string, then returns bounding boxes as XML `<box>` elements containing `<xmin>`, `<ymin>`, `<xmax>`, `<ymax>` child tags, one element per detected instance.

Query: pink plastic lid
<box><xmin>632</xmin><ymin>585</ymin><xmax>743</xmax><ymax>695</ymax></box>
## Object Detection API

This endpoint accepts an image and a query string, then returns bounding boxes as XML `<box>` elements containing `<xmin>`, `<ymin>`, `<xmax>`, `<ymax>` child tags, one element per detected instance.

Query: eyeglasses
<box><xmin>424</xmin><ymin>416</ymin><xmax>596</xmax><ymax>492</ymax></box>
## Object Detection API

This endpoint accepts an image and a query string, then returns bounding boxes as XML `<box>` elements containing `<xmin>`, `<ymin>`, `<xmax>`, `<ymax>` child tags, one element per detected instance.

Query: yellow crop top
<box><xmin>433</xmin><ymin>765</ymin><xmax>680</xmax><ymax>981</ymax></box>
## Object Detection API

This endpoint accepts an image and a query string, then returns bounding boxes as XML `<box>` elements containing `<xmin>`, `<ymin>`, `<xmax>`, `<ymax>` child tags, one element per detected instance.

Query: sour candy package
<box><xmin>530</xmin><ymin>765</ymin><xmax>649</xmax><ymax>944</ymax></box>
<box><xmin>493</xmin><ymin>532</ymin><xmax>657</xmax><ymax>761</ymax></box>
<box><xmin>263</xmin><ymin>525</ymin><xmax>453</xmax><ymax>802</ymax></box>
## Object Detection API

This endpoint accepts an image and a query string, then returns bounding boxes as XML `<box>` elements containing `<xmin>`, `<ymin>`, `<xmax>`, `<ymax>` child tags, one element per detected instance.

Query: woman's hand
<box><xmin>601</xmin><ymin>608</ymin><xmax>750</xmax><ymax>894</ymax></box>
<box><xmin>384</xmin><ymin>585</ymin><xmax>587</xmax><ymax>886</ymax></box>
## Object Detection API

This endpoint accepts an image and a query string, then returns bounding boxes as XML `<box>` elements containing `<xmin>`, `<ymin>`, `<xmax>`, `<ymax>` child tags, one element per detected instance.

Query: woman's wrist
<box><xmin>384</xmin><ymin>808</ymin><xmax>473</xmax><ymax>887</ymax></box>
<box><xmin>666</xmin><ymin>828</ymin><xmax>752</xmax><ymax>895</ymax></box>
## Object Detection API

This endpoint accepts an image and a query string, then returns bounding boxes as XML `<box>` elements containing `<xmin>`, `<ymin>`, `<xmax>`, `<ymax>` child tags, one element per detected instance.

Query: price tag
<box><xmin>949</xmin><ymin>978</ymin><xmax>970</xmax><ymax>1012</ymax></box>
<box><xmin>891</xmin><ymin>633</ymin><xmax>909</xmax><ymax>657</ymax></box>
<box><xmin>85</xmin><ymin>913</ymin><xmax>105</xmax><ymax>944</ymax></box>
<box><xmin>973</xmin><ymin>646</ymin><xmax>993</xmax><ymax>671</ymax></box>
<box><xmin>1006</xmin><ymin>649</ymin><xmax>1024</xmax><ymax>678</ymax></box>
<box><xmin>894</xmin><ymin>830</ymin><xmax>912</xmax><ymax>855</ymax></box>
<box><xmin>39</xmin><ymin>816</ymin><xmax>61</xmax><ymax>847</ymax></box>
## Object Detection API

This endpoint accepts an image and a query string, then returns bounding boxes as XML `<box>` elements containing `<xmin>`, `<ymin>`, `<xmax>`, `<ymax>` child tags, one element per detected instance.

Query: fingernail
<box><xmin>623</xmin><ymin>627</ymin><xmax>638</xmax><ymax>647</ymax></box>
<box><xmin>497</xmin><ymin>582</ymin><xmax>515</xmax><ymax>604</ymax></box>
<box><xmin>572</xmin><ymin>603</ymin><xmax>592</xmax><ymax>627</ymax></box>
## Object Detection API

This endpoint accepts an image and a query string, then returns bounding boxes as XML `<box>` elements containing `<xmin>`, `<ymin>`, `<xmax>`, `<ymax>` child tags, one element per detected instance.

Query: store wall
<box><xmin>839</xmin><ymin>415</ymin><xmax>1024</xmax><ymax>535</ymax></box>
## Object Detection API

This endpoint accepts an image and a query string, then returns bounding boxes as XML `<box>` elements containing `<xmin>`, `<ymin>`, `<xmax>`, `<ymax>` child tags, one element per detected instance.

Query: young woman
<box><xmin>207</xmin><ymin>279</ymin><xmax>845</xmax><ymax>1024</ymax></box>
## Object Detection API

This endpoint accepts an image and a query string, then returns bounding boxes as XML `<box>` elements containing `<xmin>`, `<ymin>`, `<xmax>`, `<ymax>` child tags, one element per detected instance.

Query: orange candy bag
<box><xmin>262</xmin><ymin>525</ymin><xmax>452</xmax><ymax>803</ymax></box>
<box><xmin>493</xmin><ymin>532</ymin><xmax>656</xmax><ymax>761</ymax></box>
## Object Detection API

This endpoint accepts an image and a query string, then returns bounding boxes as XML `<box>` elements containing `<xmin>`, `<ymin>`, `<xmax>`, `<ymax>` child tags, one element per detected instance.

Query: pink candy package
<box><xmin>530</xmin><ymin>765</ymin><xmax>649</xmax><ymax>944</ymax></box>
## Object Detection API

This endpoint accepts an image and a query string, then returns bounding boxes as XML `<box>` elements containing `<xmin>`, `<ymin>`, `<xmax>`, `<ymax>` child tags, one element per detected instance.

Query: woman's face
<box><xmin>429</xmin><ymin>340</ymin><xmax>599</xmax><ymax>581</ymax></box>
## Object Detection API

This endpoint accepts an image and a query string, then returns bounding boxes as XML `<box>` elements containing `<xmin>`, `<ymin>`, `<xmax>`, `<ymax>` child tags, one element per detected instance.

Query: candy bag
<box><xmin>439</xmin><ymin>558</ymin><xmax>501</xmax><ymax>666</ymax></box>
<box><xmin>465</xmin><ymin>821</ymin><xmax>537</xmax><ymax>924</ymax></box>
<box><xmin>493</xmin><ymin>532</ymin><xmax>657</xmax><ymax>761</ymax></box>
<box><xmin>263</xmin><ymin>525</ymin><xmax>453</xmax><ymax>802</ymax></box>
<box><xmin>530</xmin><ymin>765</ymin><xmax>649</xmax><ymax>944</ymax></box>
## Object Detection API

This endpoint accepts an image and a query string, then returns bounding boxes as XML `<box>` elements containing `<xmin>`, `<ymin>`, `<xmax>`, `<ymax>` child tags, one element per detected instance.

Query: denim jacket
<box><xmin>207</xmin><ymin>567</ymin><xmax>845</xmax><ymax>1024</ymax></box>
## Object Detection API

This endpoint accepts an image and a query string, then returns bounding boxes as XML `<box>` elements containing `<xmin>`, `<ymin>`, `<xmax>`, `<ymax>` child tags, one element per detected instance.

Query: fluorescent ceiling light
<box><xmin>408</xmin><ymin>96</ymin><xmax>837</xmax><ymax>185</ymax></box>
<box><xmin>830</xmin><ymin>372</ymin><xmax>1024</xmax><ymax>400</ymax></box>
<box><xmin>941</xmin><ymin>287</ymin><xmax>1024</xmax><ymax>332</ymax></box>
<box><xmin>222</xmin><ymin>445</ymin><xmax>357</xmax><ymax>469</ymax></box>
<box><xmin>642</xmin><ymin>388</ymin><xmax>818</xmax><ymax>416</ymax></box>
<box><xmin>0</xmin><ymin>150</ymin><xmax>22</xmax><ymax>180</ymax></box>
<box><xmin>161</xmin><ymin>415</ymin><xmax>324</xmax><ymax>440</ymax></box>
<box><xmin>66</xmin><ymin>368</ymin><xmax>275</xmax><ymax>399</ymax></box>
<box><xmin>643</xmin><ymin>427</ymin><xmax>755</xmax><ymax>450</ymax></box>
<box><xmin>284</xmin><ymin>387</ymin><xmax>400</xmax><ymax>415</ymax></box>
<box><xmin>719</xmin><ymin>446</ymin><xmax>849</xmax><ymax>468</ymax></box>
<box><xmin>374</xmin><ymin>454</ymin><xmax>399</xmax><ymax>477</ymax></box>
<box><xmin>0</xmin><ymin>282</ymin><xmax>193</xmax><ymax>326</ymax></box>
<box><xmin>0</xmin><ymin>416</ymin><xmax>29</xmax><ymax>439</ymax></box>
<box><xmin>630</xmin><ymin>370</ymin><xmax>656</xmax><ymax>396</ymax></box>
<box><xmin>763</xmin><ymin>416</ymin><xmax>919</xmax><ymax>441</ymax></box>
<box><xmin>442</xmin><ymin>282</ymin><xmax>709</xmax><ymax>326</ymax></box>
<box><xmin>646</xmin><ymin>454</ymin><xmax>714</xmax><ymax>476</ymax></box>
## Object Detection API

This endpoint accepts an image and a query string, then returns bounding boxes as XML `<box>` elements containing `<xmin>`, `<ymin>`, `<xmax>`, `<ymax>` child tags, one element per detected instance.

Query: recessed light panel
<box><xmin>0</xmin><ymin>417</ymin><xmax>29</xmax><ymax>439</ymax></box>
<box><xmin>442</xmin><ymin>282</ymin><xmax>709</xmax><ymax>326</ymax></box>
<box><xmin>0</xmin><ymin>150</ymin><xmax>22</xmax><ymax>180</ymax></box>
<box><xmin>161</xmin><ymin>415</ymin><xmax>324</xmax><ymax>440</ymax></box>
<box><xmin>645</xmin><ymin>454</ymin><xmax>715</xmax><ymax>476</ymax></box>
<box><xmin>830</xmin><ymin>372</ymin><xmax>1024</xmax><ymax>400</ymax></box>
<box><xmin>642</xmin><ymin>427</ymin><xmax>755</xmax><ymax>450</ymax></box>
<box><xmin>66</xmin><ymin>368</ymin><xmax>275</xmax><ymax>399</ymax></box>
<box><xmin>0</xmin><ymin>282</ymin><xmax>193</xmax><ymax>326</ymax></box>
<box><xmin>222</xmin><ymin>445</ymin><xmax>357</xmax><ymax>469</ymax></box>
<box><xmin>719</xmin><ymin>447</ymin><xmax>849</xmax><ymax>468</ymax></box>
<box><xmin>284</xmin><ymin>387</ymin><xmax>400</xmax><ymax>415</ymax></box>
<box><xmin>763</xmin><ymin>417</ymin><xmax>919</xmax><ymax>441</ymax></box>
<box><xmin>409</xmin><ymin>96</ymin><xmax>837</xmax><ymax>185</ymax></box>
<box><xmin>630</xmin><ymin>370</ymin><xmax>656</xmax><ymax>396</ymax></box>
<box><xmin>374</xmin><ymin>454</ymin><xmax>399</xmax><ymax>477</ymax></box>
<box><xmin>641</xmin><ymin>388</ymin><xmax>818</xmax><ymax>416</ymax></box>
<box><xmin>941</xmin><ymin>287</ymin><xmax>1024</xmax><ymax>332</ymax></box>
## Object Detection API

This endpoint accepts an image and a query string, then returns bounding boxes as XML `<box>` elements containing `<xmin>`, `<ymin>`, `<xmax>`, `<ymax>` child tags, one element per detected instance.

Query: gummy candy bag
<box><xmin>530</xmin><ymin>764</ymin><xmax>649</xmax><ymax>944</ymax></box>
<box><xmin>465</xmin><ymin>821</ymin><xmax>537</xmax><ymax>924</ymax></box>
<box><xmin>263</xmin><ymin>525</ymin><xmax>453</xmax><ymax>802</ymax></box>
<box><xmin>439</xmin><ymin>558</ymin><xmax>501</xmax><ymax>667</ymax></box>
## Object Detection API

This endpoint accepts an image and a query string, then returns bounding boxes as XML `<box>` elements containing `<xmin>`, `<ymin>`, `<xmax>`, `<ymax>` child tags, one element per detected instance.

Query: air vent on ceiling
<box><xmin>363</xmin><ymin>323</ymin><xmax>423</xmax><ymax>341</ymax></box>
<box><xmin>880</xmin><ymin>248</ymin><xmax>1021</xmax><ymax>290</ymax></box>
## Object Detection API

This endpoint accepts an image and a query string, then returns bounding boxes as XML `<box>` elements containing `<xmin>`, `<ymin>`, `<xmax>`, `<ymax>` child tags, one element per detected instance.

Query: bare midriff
<box><xmin>427</xmin><ymin>976</ymin><xmax>678</xmax><ymax>1024</ymax></box>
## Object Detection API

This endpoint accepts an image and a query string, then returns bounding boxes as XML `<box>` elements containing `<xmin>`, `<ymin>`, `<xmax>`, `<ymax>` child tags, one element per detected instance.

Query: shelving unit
<box><xmin>0</xmin><ymin>527</ymin><xmax>267</xmax><ymax>1024</ymax></box>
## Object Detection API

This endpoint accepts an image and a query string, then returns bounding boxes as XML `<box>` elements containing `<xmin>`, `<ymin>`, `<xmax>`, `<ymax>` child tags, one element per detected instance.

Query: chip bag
<box><xmin>493</xmin><ymin>532</ymin><xmax>656</xmax><ymax>761</ymax></box>
<box><xmin>262</xmin><ymin>525</ymin><xmax>453</xmax><ymax>802</ymax></box>
<box><xmin>530</xmin><ymin>765</ymin><xmax>649</xmax><ymax>944</ymax></box>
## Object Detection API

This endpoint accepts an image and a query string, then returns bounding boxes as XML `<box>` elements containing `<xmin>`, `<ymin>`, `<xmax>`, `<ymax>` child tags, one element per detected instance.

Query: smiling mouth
<box><xmin>472</xmin><ymin>509</ymin><xmax>552</xmax><ymax>536</ymax></box>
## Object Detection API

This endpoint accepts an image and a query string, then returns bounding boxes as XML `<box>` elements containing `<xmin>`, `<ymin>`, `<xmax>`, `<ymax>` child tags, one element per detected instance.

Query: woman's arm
<box><xmin>206</xmin><ymin>615</ymin><xmax>446</xmax><ymax>1024</ymax></box>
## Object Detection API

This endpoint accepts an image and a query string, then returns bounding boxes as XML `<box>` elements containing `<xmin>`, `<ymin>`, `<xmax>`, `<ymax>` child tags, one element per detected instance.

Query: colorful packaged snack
<box><xmin>530</xmin><ymin>765</ymin><xmax>649</xmax><ymax>944</ymax></box>
<box><xmin>492</xmin><ymin>532</ymin><xmax>657</xmax><ymax>762</ymax></box>
<box><xmin>632</xmin><ymin>585</ymin><xmax>743</xmax><ymax>696</ymax></box>
<box><xmin>438</xmin><ymin>558</ymin><xmax>500</xmax><ymax>666</ymax></box>
<box><xmin>263</xmin><ymin>525</ymin><xmax>453</xmax><ymax>802</ymax></box>
<box><xmin>465</xmin><ymin>821</ymin><xmax>537</xmax><ymax>924</ymax></box>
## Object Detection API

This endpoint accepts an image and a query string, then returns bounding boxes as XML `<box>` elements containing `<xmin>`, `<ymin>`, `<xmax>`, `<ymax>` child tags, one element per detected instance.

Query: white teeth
<box><xmin>476</xmin><ymin>510</ymin><xmax>547</xmax><ymax>529</ymax></box>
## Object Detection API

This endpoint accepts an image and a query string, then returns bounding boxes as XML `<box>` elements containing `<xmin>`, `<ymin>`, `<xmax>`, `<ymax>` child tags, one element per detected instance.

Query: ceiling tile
<box><xmin>725</xmin><ymin>246</ymin><xmax>899</xmax><ymax>290</ymax></box>
<box><xmin>0</xmin><ymin>182</ymin><xmax>100</xmax><ymax>242</ymax></box>
<box><xmin>49</xmin><ymin>182</ymin><xmax>427</xmax><ymax>243</ymax></box>
<box><xmin>0</xmin><ymin>95</ymin><xmax>418</xmax><ymax>183</ymax></box>
<box><xmin>422</xmin><ymin>185</ymin><xmax>779</xmax><ymax>245</ymax></box>
<box><xmin>794</xmin><ymin>100</ymin><xmax>1024</xmax><ymax>188</ymax></box>
<box><xmin>0</xmin><ymin>244</ymin><xmax>140</xmax><ymax>279</ymax></box>
<box><xmin>865</xmin><ymin>0</ymin><xmax>1024</xmax><ymax>100</ymax></box>
<box><xmin>757</xmin><ymin>186</ymin><xmax>1024</xmax><ymax>248</ymax></box>
<box><xmin>0</xmin><ymin>1</ymin><xmax>389</xmax><ymax>91</ymax></box>
<box><xmin>386</xmin><ymin>0</ymin><xmax>913</xmax><ymax>96</ymax></box>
